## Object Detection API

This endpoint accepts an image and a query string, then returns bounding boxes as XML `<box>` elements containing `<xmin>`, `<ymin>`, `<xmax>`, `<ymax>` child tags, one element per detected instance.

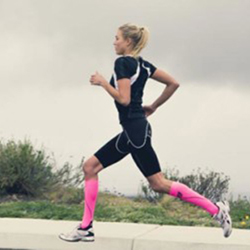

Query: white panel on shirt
<box><xmin>142</xmin><ymin>62</ymin><xmax>152</xmax><ymax>77</ymax></box>
<box><xmin>113</xmin><ymin>62</ymin><xmax>140</xmax><ymax>90</ymax></box>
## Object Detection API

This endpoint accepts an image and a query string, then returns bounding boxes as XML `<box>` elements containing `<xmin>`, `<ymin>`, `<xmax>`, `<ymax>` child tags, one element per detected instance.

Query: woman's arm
<box><xmin>90</xmin><ymin>72</ymin><xmax>131</xmax><ymax>106</ymax></box>
<box><xmin>151</xmin><ymin>69</ymin><xmax>180</xmax><ymax>109</ymax></box>
<box><xmin>143</xmin><ymin>69</ymin><xmax>180</xmax><ymax>117</ymax></box>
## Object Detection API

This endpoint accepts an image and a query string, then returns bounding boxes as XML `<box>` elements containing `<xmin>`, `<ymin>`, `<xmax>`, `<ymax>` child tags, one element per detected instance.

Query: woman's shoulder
<box><xmin>139</xmin><ymin>57</ymin><xmax>157</xmax><ymax>77</ymax></box>
<box><xmin>114</xmin><ymin>56</ymin><xmax>138</xmax><ymax>71</ymax></box>
<box><xmin>115</xmin><ymin>56</ymin><xmax>137</xmax><ymax>65</ymax></box>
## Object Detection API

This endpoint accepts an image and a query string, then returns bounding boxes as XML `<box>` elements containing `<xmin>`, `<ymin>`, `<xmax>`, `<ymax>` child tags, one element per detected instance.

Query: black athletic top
<box><xmin>110</xmin><ymin>56</ymin><xmax>157</xmax><ymax>124</ymax></box>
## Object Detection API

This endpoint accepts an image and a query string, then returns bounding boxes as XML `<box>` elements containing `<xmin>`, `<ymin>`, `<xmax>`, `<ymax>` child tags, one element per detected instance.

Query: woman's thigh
<box><xmin>94</xmin><ymin>132</ymin><xmax>130</xmax><ymax>169</ymax></box>
<box><xmin>130</xmin><ymin>138</ymin><xmax>161</xmax><ymax>178</ymax></box>
<box><xmin>123</xmin><ymin>119</ymin><xmax>162</xmax><ymax>178</ymax></box>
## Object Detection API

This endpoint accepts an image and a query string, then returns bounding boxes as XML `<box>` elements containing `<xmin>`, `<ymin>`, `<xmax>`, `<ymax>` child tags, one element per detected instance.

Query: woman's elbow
<box><xmin>171</xmin><ymin>81</ymin><xmax>180</xmax><ymax>89</ymax></box>
<box><xmin>165</xmin><ymin>80</ymin><xmax>180</xmax><ymax>89</ymax></box>
<box><xmin>175</xmin><ymin>81</ymin><xmax>180</xmax><ymax>88</ymax></box>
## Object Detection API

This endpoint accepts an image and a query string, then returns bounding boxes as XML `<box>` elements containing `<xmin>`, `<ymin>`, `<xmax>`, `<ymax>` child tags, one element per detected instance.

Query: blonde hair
<box><xmin>119</xmin><ymin>23</ymin><xmax>149</xmax><ymax>58</ymax></box>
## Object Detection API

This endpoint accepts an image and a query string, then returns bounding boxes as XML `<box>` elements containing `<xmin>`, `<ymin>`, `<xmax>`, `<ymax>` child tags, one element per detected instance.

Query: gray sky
<box><xmin>0</xmin><ymin>0</ymin><xmax>250</xmax><ymax>197</ymax></box>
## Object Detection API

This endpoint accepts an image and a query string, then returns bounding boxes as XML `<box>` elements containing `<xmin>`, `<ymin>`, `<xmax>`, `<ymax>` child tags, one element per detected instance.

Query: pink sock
<box><xmin>169</xmin><ymin>182</ymin><xmax>219</xmax><ymax>216</ymax></box>
<box><xmin>81</xmin><ymin>179</ymin><xmax>99</xmax><ymax>228</ymax></box>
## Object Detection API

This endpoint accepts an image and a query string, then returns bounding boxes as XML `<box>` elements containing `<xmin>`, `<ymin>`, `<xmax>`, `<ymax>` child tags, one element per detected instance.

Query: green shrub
<box><xmin>140</xmin><ymin>167</ymin><xmax>230</xmax><ymax>203</ymax></box>
<box><xmin>167</xmin><ymin>167</ymin><xmax>230</xmax><ymax>202</ymax></box>
<box><xmin>54</xmin><ymin>161</ymin><xmax>84</xmax><ymax>188</ymax></box>
<box><xmin>0</xmin><ymin>139</ymin><xmax>57</xmax><ymax>197</ymax></box>
<box><xmin>0</xmin><ymin>138</ymin><xmax>86</xmax><ymax>200</ymax></box>
<box><xmin>48</xmin><ymin>186</ymin><xmax>84</xmax><ymax>204</ymax></box>
<box><xmin>48</xmin><ymin>160</ymin><xmax>85</xmax><ymax>203</ymax></box>
<box><xmin>139</xmin><ymin>180</ymin><xmax>164</xmax><ymax>203</ymax></box>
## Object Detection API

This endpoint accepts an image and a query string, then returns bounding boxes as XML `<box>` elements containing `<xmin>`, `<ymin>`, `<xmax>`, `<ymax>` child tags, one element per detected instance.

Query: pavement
<box><xmin>0</xmin><ymin>218</ymin><xmax>250</xmax><ymax>250</ymax></box>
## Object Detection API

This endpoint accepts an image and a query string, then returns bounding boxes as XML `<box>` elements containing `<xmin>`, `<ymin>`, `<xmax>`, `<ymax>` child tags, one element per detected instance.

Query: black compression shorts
<box><xmin>94</xmin><ymin>118</ymin><xmax>161</xmax><ymax>177</ymax></box>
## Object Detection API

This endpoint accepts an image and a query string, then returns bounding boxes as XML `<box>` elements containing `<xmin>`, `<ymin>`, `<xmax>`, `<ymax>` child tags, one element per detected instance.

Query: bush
<box><xmin>54</xmin><ymin>160</ymin><xmax>85</xmax><ymax>188</ymax></box>
<box><xmin>166</xmin><ymin>167</ymin><xmax>230</xmax><ymax>202</ymax></box>
<box><xmin>48</xmin><ymin>161</ymin><xmax>85</xmax><ymax>204</ymax></box>
<box><xmin>0</xmin><ymin>138</ymin><xmax>86</xmax><ymax>202</ymax></box>
<box><xmin>140</xmin><ymin>167</ymin><xmax>230</xmax><ymax>203</ymax></box>
<box><xmin>0</xmin><ymin>139</ymin><xmax>57</xmax><ymax>197</ymax></box>
<box><xmin>139</xmin><ymin>180</ymin><xmax>164</xmax><ymax>203</ymax></box>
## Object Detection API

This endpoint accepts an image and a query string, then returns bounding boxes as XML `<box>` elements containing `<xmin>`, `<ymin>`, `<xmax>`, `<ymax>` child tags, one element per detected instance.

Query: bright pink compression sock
<box><xmin>81</xmin><ymin>179</ymin><xmax>99</xmax><ymax>228</ymax></box>
<box><xmin>169</xmin><ymin>182</ymin><xmax>219</xmax><ymax>216</ymax></box>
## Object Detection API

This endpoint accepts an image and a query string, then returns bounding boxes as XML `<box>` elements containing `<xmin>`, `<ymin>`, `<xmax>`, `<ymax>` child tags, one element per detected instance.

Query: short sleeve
<box><xmin>143</xmin><ymin>60</ymin><xmax>157</xmax><ymax>77</ymax></box>
<box><xmin>114</xmin><ymin>57</ymin><xmax>136</xmax><ymax>80</ymax></box>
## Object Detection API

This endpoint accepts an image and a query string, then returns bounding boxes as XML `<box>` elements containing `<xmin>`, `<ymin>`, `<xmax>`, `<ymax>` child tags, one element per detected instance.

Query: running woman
<box><xmin>59</xmin><ymin>23</ymin><xmax>232</xmax><ymax>242</ymax></box>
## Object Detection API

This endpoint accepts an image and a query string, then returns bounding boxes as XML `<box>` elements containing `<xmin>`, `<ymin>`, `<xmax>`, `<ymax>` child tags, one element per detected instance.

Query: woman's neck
<box><xmin>123</xmin><ymin>49</ymin><xmax>133</xmax><ymax>56</ymax></box>
<box><xmin>123</xmin><ymin>53</ymin><xmax>133</xmax><ymax>57</ymax></box>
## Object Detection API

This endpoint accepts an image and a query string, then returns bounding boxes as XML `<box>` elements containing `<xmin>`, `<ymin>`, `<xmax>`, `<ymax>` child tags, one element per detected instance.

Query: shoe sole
<box><xmin>59</xmin><ymin>234</ymin><xmax>95</xmax><ymax>242</ymax></box>
<box><xmin>81</xmin><ymin>237</ymin><xmax>95</xmax><ymax>242</ymax></box>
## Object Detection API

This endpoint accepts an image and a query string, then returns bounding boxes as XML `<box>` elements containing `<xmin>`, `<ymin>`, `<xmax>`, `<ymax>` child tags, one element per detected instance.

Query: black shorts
<box><xmin>94</xmin><ymin>118</ymin><xmax>161</xmax><ymax>177</ymax></box>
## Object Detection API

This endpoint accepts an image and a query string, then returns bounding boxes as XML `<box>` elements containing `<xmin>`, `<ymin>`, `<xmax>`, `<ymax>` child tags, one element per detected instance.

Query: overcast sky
<box><xmin>0</xmin><ymin>0</ymin><xmax>250</xmax><ymax>197</ymax></box>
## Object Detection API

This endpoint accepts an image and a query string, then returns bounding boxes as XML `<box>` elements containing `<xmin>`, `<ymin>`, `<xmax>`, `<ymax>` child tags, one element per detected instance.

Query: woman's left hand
<box><xmin>143</xmin><ymin>104</ymin><xmax>157</xmax><ymax>117</ymax></box>
<box><xmin>90</xmin><ymin>72</ymin><xmax>106</xmax><ymax>87</ymax></box>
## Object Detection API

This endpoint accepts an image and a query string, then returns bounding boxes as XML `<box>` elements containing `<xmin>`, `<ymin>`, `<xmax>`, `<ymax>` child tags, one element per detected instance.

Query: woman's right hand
<box><xmin>143</xmin><ymin>105</ymin><xmax>156</xmax><ymax>117</ymax></box>
<box><xmin>90</xmin><ymin>71</ymin><xmax>107</xmax><ymax>87</ymax></box>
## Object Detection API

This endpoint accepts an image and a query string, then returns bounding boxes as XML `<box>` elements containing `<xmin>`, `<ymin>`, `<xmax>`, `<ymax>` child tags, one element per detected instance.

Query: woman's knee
<box><xmin>147</xmin><ymin>173</ymin><xmax>172</xmax><ymax>193</ymax></box>
<box><xmin>150</xmin><ymin>182</ymin><xmax>165</xmax><ymax>193</ymax></box>
<box><xmin>82</xmin><ymin>160</ymin><xmax>92</xmax><ymax>175</ymax></box>
<box><xmin>82</xmin><ymin>156</ymin><xmax>103</xmax><ymax>176</ymax></box>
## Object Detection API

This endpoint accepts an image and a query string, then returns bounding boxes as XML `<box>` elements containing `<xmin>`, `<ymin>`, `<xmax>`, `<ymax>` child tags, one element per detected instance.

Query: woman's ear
<box><xmin>126</xmin><ymin>37</ymin><xmax>133</xmax><ymax>48</ymax></box>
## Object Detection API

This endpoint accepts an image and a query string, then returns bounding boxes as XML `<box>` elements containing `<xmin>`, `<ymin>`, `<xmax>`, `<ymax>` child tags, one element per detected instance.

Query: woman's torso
<box><xmin>110</xmin><ymin>56</ymin><xmax>156</xmax><ymax>124</ymax></box>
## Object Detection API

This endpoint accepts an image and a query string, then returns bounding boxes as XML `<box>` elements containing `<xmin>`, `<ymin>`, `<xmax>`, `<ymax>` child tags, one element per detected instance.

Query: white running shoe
<box><xmin>59</xmin><ymin>221</ymin><xmax>95</xmax><ymax>242</ymax></box>
<box><xmin>213</xmin><ymin>201</ymin><xmax>232</xmax><ymax>238</ymax></box>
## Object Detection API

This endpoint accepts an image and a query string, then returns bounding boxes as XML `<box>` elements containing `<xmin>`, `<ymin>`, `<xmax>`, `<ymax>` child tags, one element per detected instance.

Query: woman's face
<box><xmin>113</xmin><ymin>29</ymin><xmax>131</xmax><ymax>55</ymax></box>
